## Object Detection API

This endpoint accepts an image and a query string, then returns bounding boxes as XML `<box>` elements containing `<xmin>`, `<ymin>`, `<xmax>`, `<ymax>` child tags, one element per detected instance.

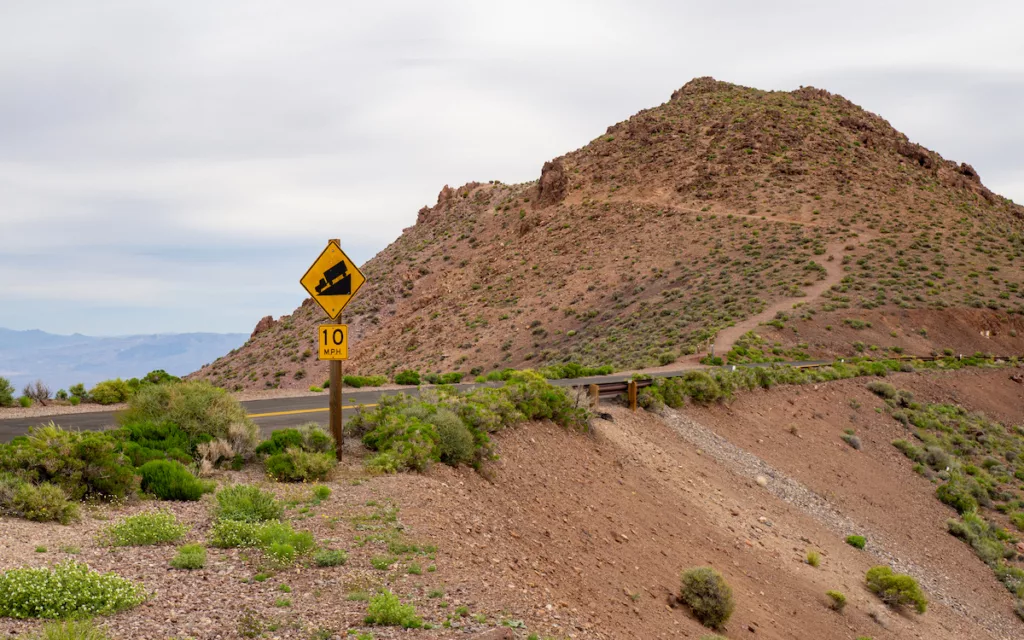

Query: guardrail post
<box><xmin>589</xmin><ymin>384</ymin><xmax>600</xmax><ymax>409</ymax></box>
<box><xmin>628</xmin><ymin>380</ymin><xmax>638</xmax><ymax>411</ymax></box>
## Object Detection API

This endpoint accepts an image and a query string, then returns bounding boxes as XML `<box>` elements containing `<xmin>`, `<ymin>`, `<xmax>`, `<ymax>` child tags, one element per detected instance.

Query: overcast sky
<box><xmin>2</xmin><ymin>1</ymin><xmax>1022</xmax><ymax>336</ymax></box>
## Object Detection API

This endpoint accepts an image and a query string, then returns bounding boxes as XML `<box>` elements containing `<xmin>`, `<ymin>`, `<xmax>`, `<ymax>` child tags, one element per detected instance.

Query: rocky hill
<box><xmin>192</xmin><ymin>77</ymin><xmax>1024</xmax><ymax>390</ymax></box>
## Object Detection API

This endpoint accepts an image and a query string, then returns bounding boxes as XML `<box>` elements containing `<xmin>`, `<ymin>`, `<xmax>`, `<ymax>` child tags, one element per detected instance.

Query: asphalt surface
<box><xmin>0</xmin><ymin>362</ymin><xmax>835</xmax><ymax>442</ymax></box>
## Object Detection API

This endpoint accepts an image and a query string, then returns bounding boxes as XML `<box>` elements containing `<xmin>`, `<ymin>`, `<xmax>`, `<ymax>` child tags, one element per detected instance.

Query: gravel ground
<box><xmin>661</xmin><ymin>407</ymin><xmax>1018</xmax><ymax>640</ymax></box>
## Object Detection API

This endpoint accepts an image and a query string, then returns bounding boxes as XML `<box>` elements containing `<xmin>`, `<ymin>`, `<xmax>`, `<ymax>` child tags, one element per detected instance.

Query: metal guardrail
<box><xmin>577</xmin><ymin>354</ymin><xmax>1021</xmax><ymax>410</ymax></box>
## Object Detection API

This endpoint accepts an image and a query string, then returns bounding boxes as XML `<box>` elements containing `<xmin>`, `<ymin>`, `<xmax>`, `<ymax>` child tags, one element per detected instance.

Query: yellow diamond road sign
<box><xmin>301</xmin><ymin>240</ymin><xmax>366</xmax><ymax>319</ymax></box>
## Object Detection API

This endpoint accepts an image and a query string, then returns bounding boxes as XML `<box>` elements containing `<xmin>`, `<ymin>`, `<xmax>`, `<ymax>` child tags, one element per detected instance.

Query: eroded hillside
<box><xmin>193</xmin><ymin>77</ymin><xmax>1024</xmax><ymax>390</ymax></box>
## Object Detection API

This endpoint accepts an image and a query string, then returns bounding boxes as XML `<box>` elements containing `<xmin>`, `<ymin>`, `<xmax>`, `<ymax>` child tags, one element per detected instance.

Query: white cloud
<box><xmin>1</xmin><ymin>0</ymin><xmax>1022</xmax><ymax>334</ymax></box>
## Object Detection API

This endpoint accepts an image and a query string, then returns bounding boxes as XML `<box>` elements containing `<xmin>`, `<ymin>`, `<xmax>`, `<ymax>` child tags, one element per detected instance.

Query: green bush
<box><xmin>0</xmin><ymin>424</ymin><xmax>137</xmax><ymax>501</ymax></box>
<box><xmin>68</xmin><ymin>384</ymin><xmax>88</xmax><ymax>402</ymax></box>
<box><xmin>214</xmin><ymin>484</ymin><xmax>282</xmax><ymax>523</ymax></box>
<box><xmin>0</xmin><ymin>561</ymin><xmax>146</xmax><ymax>618</ymax></box>
<box><xmin>139</xmin><ymin>460</ymin><xmax>213</xmax><ymax>501</ymax></box>
<box><xmin>433</xmin><ymin>408</ymin><xmax>475</xmax><ymax>466</ymax></box>
<box><xmin>209</xmin><ymin>519</ymin><xmax>311</xmax><ymax>553</ymax></box>
<box><xmin>265</xmin><ymin>448</ymin><xmax>336</xmax><ymax>482</ymax></box>
<box><xmin>866</xmin><ymin>381</ymin><xmax>897</xmax><ymax>399</ymax></box>
<box><xmin>845</xmin><ymin>535</ymin><xmax>866</xmax><ymax>549</ymax></box>
<box><xmin>120</xmin><ymin>380</ymin><xmax>252</xmax><ymax>440</ymax></box>
<box><xmin>26</xmin><ymin>619</ymin><xmax>110</xmax><ymax>640</ymax></box>
<box><xmin>89</xmin><ymin>379</ymin><xmax>132</xmax><ymax>405</ymax></box>
<box><xmin>170</xmin><ymin>543</ymin><xmax>206</xmax><ymax>570</ymax></box>
<box><xmin>364</xmin><ymin>589</ymin><xmax>422</xmax><ymax>628</ymax></box>
<box><xmin>116</xmin><ymin>420</ymin><xmax>202</xmax><ymax>467</ymax></box>
<box><xmin>537</xmin><ymin>362</ymin><xmax>613</xmax><ymax>379</ymax></box>
<box><xmin>314</xmin><ymin>549</ymin><xmax>347</xmax><ymax>567</ymax></box>
<box><xmin>865</xmin><ymin>566</ymin><xmax>927</xmax><ymax>613</ymax></box>
<box><xmin>394</xmin><ymin>370</ymin><xmax>421</xmax><ymax>386</ymax></box>
<box><xmin>0</xmin><ymin>376</ymin><xmax>14</xmax><ymax>407</ymax></box>
<box><xmin>936</xmin><ymin>476</ymin><xmax>979</xmax><ymax>515</ymax></box>
<box><xmin>1010</xmin><ymin>512</ymin><xmax>1024</xmax><ymax>532</ymax></box>
<box><xmin>826</xmin><ymin>590</ymin><xmax>846</xmax><ymax>612</ymax></box>
<box><xmin>12</xmin><ymin>482</ymin><xmax>80</xmax><ymax>525</ymax></box>
<box><xmin>265</xmin><ymin>542</ymin><xmax>296</xmax><ymax>567</ymax></box>
<box><xmin>679</xmin><ymin>567</ymin><xmax>735</xmax><ymax>629</ymax></box>
<box><xmin>312</xmin><ymin>485</ymin><xmax>331</xmax><ymax>501</ymax></box>
<box><xmin>19</xmin><ymin>396</ymin><xmax>33</xmax><ymax>408</ymax></box>
<box><xmin>68</xmin><ymin>397</ymin><xmax>81</xmax><ymax>406</ymax></box>
<box><xmin>256</xmin><ymin>424</ymin><xmax>332</xmax><ymax>456</ymax></box>
<box><xmin>101</xmin><ymin>511</ymin><xmax>188</xmax><ymax>546</ymax></box>
<box><xmin>343</xmin><ymin>375</ymin><xmax>388</xmax><ymax>388</ymax></box>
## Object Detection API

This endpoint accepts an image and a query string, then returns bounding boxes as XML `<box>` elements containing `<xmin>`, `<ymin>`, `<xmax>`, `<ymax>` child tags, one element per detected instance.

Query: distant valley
<box><xmin>0</xmin><ymin>328</ymin><xmax>247</xmax><ymax>394</ymax></box>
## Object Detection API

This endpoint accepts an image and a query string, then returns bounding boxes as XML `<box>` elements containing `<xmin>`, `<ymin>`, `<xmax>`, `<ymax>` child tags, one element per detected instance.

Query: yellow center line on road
<box><xmin>247</xmin><ymin>403</ymin><xmax>378</xmax><ymax>418</ymax></box>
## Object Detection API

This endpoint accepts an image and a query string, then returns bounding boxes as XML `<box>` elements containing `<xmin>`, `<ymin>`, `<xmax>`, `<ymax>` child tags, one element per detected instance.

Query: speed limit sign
<box><xmin>317</xmin><ymin>324</ymin><xmax>349</xmax><ymax>360</ymax></box>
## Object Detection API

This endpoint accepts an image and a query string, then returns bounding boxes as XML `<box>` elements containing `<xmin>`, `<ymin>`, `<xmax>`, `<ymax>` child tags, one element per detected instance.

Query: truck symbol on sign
<box><xmin>315</xmin><ymin>260</ymin><xmax>352</xmax><ymax>296</ymax></box>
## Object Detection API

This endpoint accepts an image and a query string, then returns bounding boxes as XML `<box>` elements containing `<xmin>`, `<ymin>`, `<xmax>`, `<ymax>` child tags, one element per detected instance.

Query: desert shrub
<box><xmin>947</xmin><ymin>513</ymin><xmax>1014</xmax><ymax>565</ymax></box>
<box><xmin>26</xmin><ymin>619</ymin><xmax>110</xmax><ymax>640</ymax></box>
<box><xmin>343</xmin><ymin>375</ymin><xmax>388</xmax><ymax>388</ymax></box>
<box><xmin>846</xmin><ymin>535</ymin><xmax>866</xmax><ymax>549</ymax></box>
<box><xmin>138</xmin><ymin>460</ymin><xmax>214</xmax><ymax>501</ymax></box>
<box><xmin>433</xmin><ymin>408</ymin><xmax>475</xmax><ymax>466</ymax></box>
<box><xmin>865</xmin><ymin>566</ymin><xmax>927</xmax><ymax>613</ymax></box>
<box><xmin>170</xmin><ymin>543</ymin><xmax>206</xmax><ymax>570</ymax></box>
<box><xmin>0</xmin><ymin>377</ymin><xmax>14</xmax><ymax>407</ymax></box>
<box><xmin>841</xmin><ymin>432</ymin><xmax>862</xmax><ymax>450</ymax></box>
<box><xmin>0</xmin><ymin>561</ymin><xmax>146</xmax><ymax>618</ymax></box>
<box><xmin>312</xmin><ymin>485</ymin><xmax>331</xmax><ymax>501</ymax></box>
<box><xmin>806</xmin><ymin>550</ymin><xmax>821</xmax><ymax>567</ymax></box>
<box><xmin>866</xmin><ymin>381</ymin><xmax>897</xmax><ymax>399</ymax></box>
<box><xmin>209</xmin><ymin>519</ymin><xmax>312</xmax><ymax>567</ymax></box>
<box><xmin>0</xmin><ymin>424</ymin><xmax>136</xmax><ymax>501</ymax></box>
<box><xmin>1010</xmin><ymin>512</ymin><xmax>1024</xmax><ymax>532</ymax></box>
<box><xmin>314</xmin><ymin>549</ymin><xmax>348</xmax><ymax>567</ymax></box>
<box><xmin>101</xmin><ymin>511</ymin><xmax>188</xmax><ymax>546</ymax></box>
<box><xmin>679</xmin><ymin>567</ymin><xmax>735</xmax><ymax>629</ymax></box>
<box><xmin>19</xmin><ymin>397</ymin><xmax>32</xmax><ymax>407</ymax></box>
<box><xmin>23</xmin><ymin>380</ymin><xmax>51</xmax><ymax>404</ymax></box>
<box><xmin>89</xmin><ymin>379</ymin><xmax>132</xmax><ymax>405</ymax></box>
<box><xmin>256</xmin><ymin>424</ymin><xmax>332</xmax><ymax>456</ymax></box>
<box><xmin>503</xmin><ymin>371</ymin><xmax>590</xmax><ymax>430</ymax></box>
<box><xmin>364</xmin><ymin>589</ymin><xmax>423</xmax><ymax>628</ymax></box>
<box><xmin>826</xmin><ymin>590</ymin><xmax>847</xmax><ymax>612</ymax></box>
<box><xmin>120</xmin><ymin>380</ymin><xmax>252</xmax><ymax>440</ymax></box>
<box><xmin>638</xmin><ymin>385</ymin><xmax>665</xmax><ymax>412</ymax></box>
<box><xmin>68</xmin><ymin>384</ymin><xmax>88</xmax><ymax>402</ymax></box>
<box><xmin>68</xmin><ymin>397</ymin><xmax>80</xmax><ymax>406</ymax></box>
<box><xmin>11</xmin><ymin>482</ymin><xmax>80</xmax><ymax>525</ymax></box>
<box><xmin>678</xmin><ymin>371</ymin><xmax>724</xmax><ymax>405</ymax></box>
<box><xmin>394</xmin><ymin>370</ymin><xmax>421</xmax><ymax>386</ymax></box>
<box><xmin>936</xmin><ymin>476</ymin><xmax>979</xmax><ymax>515</ymax></box>
<box><xmin>265</xmin><ymin>448</ymin><xmax>335</xmax><ymax>482</ymax></box>
<box><xmin>538</xmin><ymin>362</ymin><xmax>613</xmax><ymax>379</ymax></box>
<box><xmin>214</xmin><ymin>484</ymin><xmax>283</xmax><ymax>522</ymax></box>
<box><xmin>475</xmin><ymin>368</ymin><xmax>516</xmax><ymax>383</ymax></box>
<box><xmin>116</xmin><ymin>420</ymin><xmax>201</xmax><ymax>466</ymax></box>
<box><xmin>265</xmin><ymin>542</ymin><xmax>296</xmax><ymax>567</ymax></box>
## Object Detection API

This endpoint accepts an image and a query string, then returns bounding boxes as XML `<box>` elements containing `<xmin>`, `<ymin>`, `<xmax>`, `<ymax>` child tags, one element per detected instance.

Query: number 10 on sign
<box><xmin>318</xmin><ymin>324</ymin><xmax>348</xmax><ymax>360</ymax></box>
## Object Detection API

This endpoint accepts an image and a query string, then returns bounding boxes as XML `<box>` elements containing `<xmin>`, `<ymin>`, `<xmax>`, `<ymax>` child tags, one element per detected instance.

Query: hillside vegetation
<box><xmin>193</xmin><ymin>77</ymin><xmax>1024</xmax><ymax>390</ymax></box>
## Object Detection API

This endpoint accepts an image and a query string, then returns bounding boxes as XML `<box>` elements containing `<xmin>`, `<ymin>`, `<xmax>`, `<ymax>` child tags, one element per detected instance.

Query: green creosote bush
<box><xmin>826</xmin><ymin>590</ymin><xmax>847</xmax><ymax>612</ymax></box>
<box><xmin>101</xmin><ymin>511</ymin><xmax>188</xmax><ymax>547</ymax></box>
<box><xmin>138</xmin><ymin>460</ymin><xmax>214</xmax><ymax>501</ymax></box>
<box><xmin>0</xmin><ymin>561</ymin><xmax>147</xmax><ymax>618</ymax></box>
<box><xmin>422</xmin><ymin>372</ymin><xmax>465</xmax><ymax>385</ymax></box>
<box><xmin>1010</xmin><ymin>512</ymin><xmax>1024</xmax><ymax>532</ymax></box>
<box><xmin>947</xmin><ymin>512</ymin><xmax>1015</xmax><ymax>565</ymax></box>
<box><xmin>68</xmin><ymin>397</ymin><xmax>81</xmax><ymax>406</ymax></box>
<box><xmin>170</xmin><ymin>543</ymin><xmax>207</xmax><ymax>570</ymax></box>
<box><xmin>679</xmin><ymin>567</ymin><xmax>735</xmax><ymax>629</ymax></box>
<box><xmin>342</xmin><ymin>375</ymin><xmax>388</xmax><ymax>388</ymax></box>
<box><xmin>265</xmin><ymin>542</ymin><xmax>296</xmax><ymax>567</ymax></box>
<box><xmin>936</xmin><ymin>476</ymin><xmax>980</xmax><ymax>515</ymax></box>
<box><xmin>312</xmin><ymin>485</ymin><xmax>331</xmax><ymax>501</ymax></box>
<box><xmin>120</xmin><ymin>380</ymin><xmax>254</xmax><ymax>442</ymax></box>
<box><xmin>314</xmin><ymin>548</ymin><xmax>347</xmax><ymax>567</ymax></box>
<box><xmin>115</xmin><ymin>420</ymin><xmax>203</xmax><ymax>467</ymax></box>
<box><xmin>309</xmin><ymin>386</ymin><xmax>323</xmax><ymax>393</ymax></box>
<box><xmin>865</xmin><ymin>566</ymin><xmax>927</xmax><ymax>613</ymax></box>
<box><xmin>845</xmin><ymin>535</ymin><xmax>866</xmax><ymax>549</ymax></box>
<box><xmin>866</xmin><ymin>381</ymin><xmax>897</xmax><ymax>399</ymax></box>
<box><xmin>0</xmin><ymin>476</ymin><xmax>80</xmax><ymax>524</ymax></box>
<box><xmin>214</xmin><ymin>484</ymin><xmax>283</xmax><ymax>523</ymax></box>
<box><xmin>537</xmin><ymin>362</ymin><xmax>613</xmax><ymax>379</ymax></box>
<box><xmin>19</xmin><ymin>396</ymin><xmax>33</xmax><ymax>408</ymax></box>
<box><xmin>26</xmin><ymin>619</ymin><xmax>111</xmax><ymax>640</ymax></box>
<box><xmin>255</xmin><ymin>423</ymin><xmax>333</xmax><ymax>457</ymax></box>
<box><xmin>364</xmin><ymin>589</ymin><xmax>423</xmax><ymax>628</ymax></box>
<box><xmin>0</xmin><ymin>424</ymin><xmax>137</xmax><ymax>502</ymax></box>
<box><xmin>88</xmin><ymin>379</ymin><xmax>132</xmax><ymax>406</ymax></box>
<box><xmin>393</xmin><ymin>370</ymin><xmax>421</xmax><ymax>386</ymax></box>
<box><xmin>265</xmin><ymin>448</ymin><xmax>336</xmax><ymax>482</ymax></box>
<box><xmin>0</xmin><ymin>376</ymin><xmax>15</xmax><ymax>407</ymax></box>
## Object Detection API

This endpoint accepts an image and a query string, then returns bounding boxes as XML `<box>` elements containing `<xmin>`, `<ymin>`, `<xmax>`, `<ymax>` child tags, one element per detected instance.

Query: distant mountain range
<box><xmin>0</xmin><ymin>328</ymin><xmax>248</xmax><ymax>395</ymax></box>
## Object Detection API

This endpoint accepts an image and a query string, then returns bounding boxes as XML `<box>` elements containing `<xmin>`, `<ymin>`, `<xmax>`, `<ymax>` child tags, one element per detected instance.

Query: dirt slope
<box><xmin>193</xmin><ymin>78</ymin><xmax>1024</xmax><ymax>390</ymax></box>
<box><xmin>7</xmin><ymin>368</ymin><xmax>1020</xmax><ymax>639</ymax></box>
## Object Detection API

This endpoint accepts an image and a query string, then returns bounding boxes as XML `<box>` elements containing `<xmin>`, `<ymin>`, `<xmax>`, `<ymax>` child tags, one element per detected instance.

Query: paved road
<box><xmin>0</xmin><ymin>362</ymin><xmax>834</xmax><ymax>442</ymax></box>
